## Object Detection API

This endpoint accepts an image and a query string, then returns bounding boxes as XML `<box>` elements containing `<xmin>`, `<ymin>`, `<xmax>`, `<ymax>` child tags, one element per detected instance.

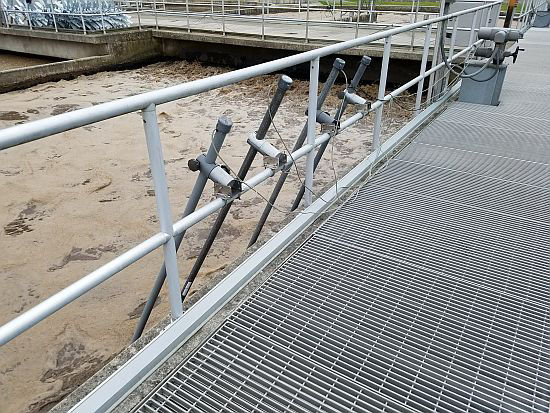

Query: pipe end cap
<box><xmin>279</xmin><ymin>75</ymin><xmax>293</xmax><ymax>90</ymax></box>
<box><xmin>333</xmin><ymin>58</ymin><xmax>346</xmax><ymax>70</ymax></box>
<box><xmin>216</xmin><ymin>115</ymin><xmax>233</xmax><ymax>133</ymax></box>
<box><xmin>361</xmin><ymin>55</ymin><xmax>372</xmax><ymax>66</ymax></box>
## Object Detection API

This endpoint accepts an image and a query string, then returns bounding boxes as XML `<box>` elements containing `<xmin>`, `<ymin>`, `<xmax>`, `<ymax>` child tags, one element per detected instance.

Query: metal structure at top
<box><xmin>0</xmin><ymin>0</ymin><xmax>131</xmax><ymax>30</ymax></box>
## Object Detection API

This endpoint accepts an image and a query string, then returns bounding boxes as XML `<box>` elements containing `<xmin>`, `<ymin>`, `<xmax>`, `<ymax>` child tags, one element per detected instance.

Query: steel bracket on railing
<box><xmin>289</xmin><ymin>54</ymin><xmax>372</xmax><ymax>212</ymax></box>
<box><xmin>188</xmin><ymin>155</ymin><xmax>242</xmax><ymax>199</ymax></box>
<box><xmin>248</xmin><ymin>57</ymin><xmax>346</xmax><ymax>247</ymax></box>
<box><xmin>247</xmin><ymin>132</ymin><xmax>287</xmax><ymax>170</ymax></box>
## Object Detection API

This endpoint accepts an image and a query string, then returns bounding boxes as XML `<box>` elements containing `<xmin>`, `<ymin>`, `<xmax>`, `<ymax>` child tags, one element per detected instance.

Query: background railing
<box><xmin>0</xmin><ymin>0</ymin><xmax>539</xmax><ymax>349</ymax></box>
<box><xmin>2</xmin><ymin>0</ymin><xmax>539</xmax><ymax>40</ymax></box>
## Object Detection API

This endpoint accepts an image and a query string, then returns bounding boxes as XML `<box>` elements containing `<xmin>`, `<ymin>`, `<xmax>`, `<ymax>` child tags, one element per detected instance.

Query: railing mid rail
<box><xmin>0</xmin><ymin>0</ymin><xmax>511</xmax><ymax>347</ymax></box>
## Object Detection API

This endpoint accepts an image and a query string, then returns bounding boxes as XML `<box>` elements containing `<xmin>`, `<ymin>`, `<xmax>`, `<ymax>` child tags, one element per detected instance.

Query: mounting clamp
<box><xmin>188</xmin><ymin>154</ymin><xmax>241</xmax><ymax>198</ymax></box>
<box><xmin>247</xmin><ymin>132</ymin><xmax>288</xmax><ymax>170</ymax></box>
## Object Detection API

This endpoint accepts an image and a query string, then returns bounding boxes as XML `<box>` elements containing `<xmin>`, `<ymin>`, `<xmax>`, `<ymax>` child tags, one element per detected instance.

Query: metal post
<box><xmin>355</xmin><ymin>0</ymin><xmax>361</xmax><ymax>38</ymax></box>
<box><xmin>484</xmin><ymin>1</ymin><xmax>492</xmax><ymax>27</ymax></box>
<box><xmin>100</xmin><ymin>0</ymin><xmax>106</xmax><ymax>34</ymax></box>
<box><xmin>153</xmin><ymin>0</ymin><xmax>158</xmax><ymax>29</ymax></box>
<box><xmin>141</xmin><ymin>104</ymin><xmax>183</xmax><ymax>321</ymax></box>
<box><xmin>211</xmin><ymin>0</ymin><xmax>214</xmax><ymax>14</ymax></box>
<box><xmin>291</xmin><ymin>56</ymin><xmax>372</xmax><ymax>211</ymax></box>
<box><xmin>372</xmin><ymin>36</ymin><xmax>391</xmax><ymax>152</ymax></box>
<box><xmin>305</xmin><ymin>0</ymin><xmax>310</xmax><ymax>42</ymax></box>
<box><xmin>25</xmin><ymin>2</ymin><xmax>32</xmax><ymax>30</ymax></box>
<box><xmin>0</xmin><ymin>1</ymin><xmax>4</xmax><ymax>28</ymax></box>
<box><xmin>262</xmin><ymin>0</ymin><xmax>265</xmax><ymax>39</ymax></box>
<box><xmin>186</xmin><ymin>0</ymin><xmax>190</xmax><ymax>32</ymax></box>
<box><xmin>415</xmin><ymin>24</ymin><xmax>432</xmax><ymax>115</ymax></box>
<box><xmin>222</xmin><ymin>0</ymin><xmax>226</xmax><ymax>35</ymax></box>
<box><xmin>443</xmin><ymin>16</ymin><xmax>458</xmax><ymax>93</ymax></box>
<box><xmin>299</xmin><ymin>0</ymin><xmax>301</xmax><ymax>14</ymax></box>
<box><xmin>1</xmin><ymin>0</ymin><xmax>9</xmax><ymax>28</ymax></box>
<box><xmin>179</xmin><ymin>75</ymin><xmax>293</xmax><ymax>303</ymax></box>
<box><xmin>249</xmin><ymin>58</ymin><xmax>345</xmax><ymax>246</ymax></box>
<box><xmin>516</xmin><ymin>0</ymin><xmax>525</xmax><ymax>28</ymax></box>
<box><xmin>132</xmin><ymin>116</ymin><xmax>233</xmax><ymax>342</ymax></box>
<box><xmin>78</xmin><ymin>1</ymin><xmax>86</xmax><ymax>34</ymax></box>
<box><xmin>238</xmin><ymin>0</ymin><xmax>241</xmax><ymax>15</ymax></box>
<box><xmin>468</xmin><ymin>10</ymin><xmax>479</xmax><ymax>46</ymax></box>
<box><xmin>305</xmin><ymin>57</ymin><xmax>320</xmax><ymax>206</ymax></box>
<box><xmin>426</xmin><ymin>0</ymin><xmax>447</xmax><ymax>105</ymax></box>
<box><xmin>137</xmin><ymin>0</ymin><xmax>142</xmax><ymax>30</ymax></box>
<box><xmin>410</xmin><ymin>0</ymin><xmax>420</xmax><ymax>49</ymax></box>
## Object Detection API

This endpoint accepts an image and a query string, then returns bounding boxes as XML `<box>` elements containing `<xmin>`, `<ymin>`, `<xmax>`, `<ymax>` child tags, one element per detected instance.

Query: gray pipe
<box><xmin>180</xmin><ymin>75</ymin><xmax>293</xmax><ymax>303</ymax></box>
<box><xmin>291</xmin><ymin>55</ymin><xmax>372</xmax><ymax>211</ymax></box>
<box><xmin>248</xmin><ymin>57</ymin><xmax>345</xmax><ymax>247</ymax></box>
<box><xmin>131</xmin><ymin>116</ymin><xmax>232</xmax><ymax>343</ymax></box>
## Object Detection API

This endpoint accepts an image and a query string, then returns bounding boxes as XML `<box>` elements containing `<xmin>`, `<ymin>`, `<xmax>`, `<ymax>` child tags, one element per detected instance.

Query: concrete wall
<box><xmin>0</xmin><ymin>28</ymin><xmax>423</xmax><ymax>91</ymax></box>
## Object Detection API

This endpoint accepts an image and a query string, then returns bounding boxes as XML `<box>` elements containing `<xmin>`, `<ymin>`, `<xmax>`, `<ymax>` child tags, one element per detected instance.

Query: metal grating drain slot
<box><xmin>134</xmin><ymin>34</ymin><xmax>550</xmax><ymax>413</ymax></box>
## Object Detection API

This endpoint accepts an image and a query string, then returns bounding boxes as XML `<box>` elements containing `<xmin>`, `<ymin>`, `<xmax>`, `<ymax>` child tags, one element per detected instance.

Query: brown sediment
<box><xmin>0</xmin><ymin>59</ymin><xmax>415</xmax><ymax>413</ymax></box>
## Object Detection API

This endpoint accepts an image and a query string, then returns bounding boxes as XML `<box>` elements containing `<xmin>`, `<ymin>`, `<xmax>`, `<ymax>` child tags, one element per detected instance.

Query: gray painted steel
<box><xmin>134</xmin><ymin>29</ymin><xmax>550</xmax><ymax>413</ymax></box>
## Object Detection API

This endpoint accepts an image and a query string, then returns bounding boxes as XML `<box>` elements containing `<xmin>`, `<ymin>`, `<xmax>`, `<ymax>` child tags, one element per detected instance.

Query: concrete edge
<box><xmin>0</xmin><ymin>56</ymin><xmax>114</xmax><ymax>93</ymax></box>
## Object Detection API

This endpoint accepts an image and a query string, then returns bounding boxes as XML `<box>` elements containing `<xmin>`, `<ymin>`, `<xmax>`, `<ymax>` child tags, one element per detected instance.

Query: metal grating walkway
<box><xmin>135</xmin><ymin>29</ymin><xmax>550</xmax><ymax>413</ymax></box>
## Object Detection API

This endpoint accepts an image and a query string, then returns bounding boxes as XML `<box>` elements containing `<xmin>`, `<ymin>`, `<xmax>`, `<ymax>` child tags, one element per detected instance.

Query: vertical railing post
<box><xmin>137</xmin><ymin>0</ymin><xmax>142</xmax><ymax>30</ymax></box>
<box><xmin>415</xmin><ymin>24</ymin><xmax>432</xmax><ymax>115</ymax></box>
<box><xmin>468</xmin><ymin>10</ymin><xmax>479</xmax><ymax>46</ymax></box>
<box><xmin>0</xmin><ymin>0</ymin><xmax>9</xmax><ymax>29</ymax></box>
<box><xmin>78</xmin><ymin>1</ymin><xmax>86</xmax><ymax>34</ymax></box>
<box><xmin>355</xmin><ymin>0</ymin><xmax>361</xmax><ymax>39</ymax></box>
<box><xmin>186</xmin><ymin>0</ymin><xmax>190</xmax><ymax>32</ymax></box>
<box><xmin>153</xmin><ymin>0</ymin><xmax>159</xmax><ymax>29</ymax></box>
<box><xmin>444</xmin><ymin>16</ymin><xmax>458</xmax><ymax>93</ymax></box>
<box><xmin>305</xmin><ymin>57</ymin><xmax>320</xmax><ymax>207</ymax></box>
<box><xmin>262</xmin><ymin>0</ymin><xmax>265</xmax><ymax>39</ymax></box>
<box><xmin>132</xmin><ymin>116</ymin><xmax>233</xmax><ymax>342</ymax></box>
<box><xmin>372</xmin><ymin>36</ymin><xmax>391</xmax><ymax>152</ymax></box>
<box><xmin>100</xmin><ymin>0</ymin><xmax>106</xmax><ymax>34</ymax></box>
<box><xmin>484</xmin><ymin>1</ymin><xmax>491</xmax><ymax>27</ymax></box>
<box><xmin>410</xmin><ymin>0</ymin><xmax>420</xmax><ymax>50</ymax></box>
<box><xmin>305</xmin><ymin>0</ymin><xmax>310</xmax><ymax>42</ymax></box>
<box><xmin>222</xmin><ymin>0</ymin><xmax>226</xmax><ymax>35</ymax></box>
<box><xmin>141</xmin><ymin>104</ymin><xmax>183</xmax><ymax>321</ymax></box>
<box><xmin>25</xmin><ymin>2</ymin><xmax>33</xmax><ymax>30</ymax></box>
<box><xmin>515</xmin><ymin>0</ymin><xmax>524</xmax><ymax>28</ymax></box>
<box><xmin>238</xmin><ymin>0</ymin><xmax>241</xmax><ymax>14</ymax></box>
<box><xmin>211</xmin><ymin>0</ymin><xmax>214</xmax><ymax>14</ymax></box>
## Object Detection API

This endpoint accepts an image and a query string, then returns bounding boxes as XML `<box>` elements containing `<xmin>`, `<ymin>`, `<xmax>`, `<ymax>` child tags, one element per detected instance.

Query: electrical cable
<box><xmin>438</xmin><ymin>23</ymin><xmax>500</xmax><ymax>83</ymax></box>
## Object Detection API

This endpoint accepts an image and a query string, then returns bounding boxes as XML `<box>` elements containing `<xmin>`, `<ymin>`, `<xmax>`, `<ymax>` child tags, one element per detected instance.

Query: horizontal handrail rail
<box><xmin>4</xmin><ymin>0</ymin><xmax>539</xmax><ymax>351</ymax></box>
<box><xmin>0</xmin><ymin>1</ymin><xmax>500</xmax><ymax>150</ymax></box>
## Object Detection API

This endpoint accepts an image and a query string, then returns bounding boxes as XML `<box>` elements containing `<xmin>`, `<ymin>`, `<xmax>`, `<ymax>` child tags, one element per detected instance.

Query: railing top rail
<box><xmin>0</xmin><ymin>1</ymin><xmax>501</xmax><ymax>151</ymax></box>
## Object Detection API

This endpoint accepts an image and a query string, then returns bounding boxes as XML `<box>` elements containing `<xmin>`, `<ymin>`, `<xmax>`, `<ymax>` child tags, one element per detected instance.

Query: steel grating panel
<box><xmin>416</xmin><ymin>121</ymin><xmax>550</xmax><ymax>161</ymax></box>
<box><xmin>316</xmin><ymin>185</ymin><xmax>550</xmax><ymax>306</ymax></box>
<box><xmin>368</xmin><ymin>161</ymin><xmax>550</xmax><ymax>223</ymax></box>
<box><xmin>394</xmin><ymin>142</ymin><xmax>550</xmax><ymax>188</ymax></box>
<box><xmin>134</xmin><ymin>29</ymin><xmax>550</xmax><ymax>413</ymax></box>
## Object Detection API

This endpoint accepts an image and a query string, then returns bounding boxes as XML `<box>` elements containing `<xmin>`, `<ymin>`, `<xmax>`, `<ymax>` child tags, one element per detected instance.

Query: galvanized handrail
<box><xmin>2</xmin><ymin>0</ymin><xmax>518</xmax><ymax>39</ymax></box>
<box><xmin>0</xmin><ymin>0</ymin><xmax>514</xmax><ymax>347</ymax></box>
<box><xmin>0</xmin><ymin>0</ymin><xmax>541</xmax><ymax>43</ymax></box>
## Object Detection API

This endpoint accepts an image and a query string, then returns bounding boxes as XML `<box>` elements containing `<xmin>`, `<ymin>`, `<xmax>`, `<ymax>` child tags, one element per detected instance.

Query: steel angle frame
<box><xmin>66</xmin><ymin>82</ymin><xmax>461</xmax><ymax>413</ymax></box>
